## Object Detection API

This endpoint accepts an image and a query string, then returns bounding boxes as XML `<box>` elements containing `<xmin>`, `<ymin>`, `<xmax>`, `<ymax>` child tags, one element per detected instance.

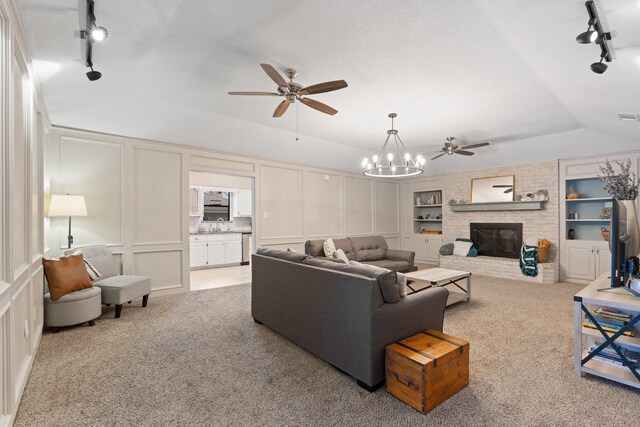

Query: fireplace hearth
<box><xmin>470</xmin><ymin>223</ymin><xmax>523</xmax><ymax>259</ymax></box>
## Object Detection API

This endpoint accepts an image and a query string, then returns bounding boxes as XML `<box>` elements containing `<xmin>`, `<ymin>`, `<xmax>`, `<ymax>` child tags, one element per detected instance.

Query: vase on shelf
<box><xmin>621</xmin><ymin>200</ymin><xmax>640</xmax><ymax>257</ymax></box>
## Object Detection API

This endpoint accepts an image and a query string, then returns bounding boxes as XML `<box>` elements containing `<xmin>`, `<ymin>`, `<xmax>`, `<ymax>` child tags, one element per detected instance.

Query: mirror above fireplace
<box><xmin>471</xmin><ymin>175</ymin><xmax>515</xmax><ymax>203</ymax></box>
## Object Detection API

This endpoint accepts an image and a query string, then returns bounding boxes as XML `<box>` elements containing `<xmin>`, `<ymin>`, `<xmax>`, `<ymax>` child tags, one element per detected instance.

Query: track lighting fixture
<box><xmin>590</xmin><ymin>55</ymin><xmax>608</xmax><ymax>74</ymax></box>
<box><xmin>86</xmin><ymin>66</ymin><xmax>102</xmax><ymax>81</ymax></box>
<box><xmin>80</xmin><ymin>0</ymin><xmax>107</xmax><ymax>81</ymax></box>
<box><xmin>576</xmin><ymin>1</ymin><xmax>613</xmax><ymax>74</ymax></box>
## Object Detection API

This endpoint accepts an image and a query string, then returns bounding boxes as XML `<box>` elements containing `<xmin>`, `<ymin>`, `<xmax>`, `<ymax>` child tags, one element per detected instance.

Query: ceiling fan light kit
<box><xmin>362</xmin><ymin>113</ymin><xmax>425</xmax><ymax>178</ymax></box>
<box><xmin>80</xmin><ymin>0</ymin><xmax>108</xmax><ymax>81</ymax></box>
<box><xmin>576</xmin><ymin>1</ymin><xmax>613</xmax><ymax>74</ymax></box>
<box><xmin>228</xmin><ymin>64</ymin><xmax>347</xmax><ymax>118</ymax></box>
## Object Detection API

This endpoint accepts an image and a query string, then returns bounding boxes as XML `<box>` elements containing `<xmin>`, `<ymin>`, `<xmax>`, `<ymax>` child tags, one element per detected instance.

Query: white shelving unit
<box><xmin>412</xmin><ymin>190</ymin><xmax>443</xmax><ymax>264</ymax></box>
<box><xmin>574</xmin><ymin>274</ymin><xmax>640</xmax><ymax>389</ymax></box>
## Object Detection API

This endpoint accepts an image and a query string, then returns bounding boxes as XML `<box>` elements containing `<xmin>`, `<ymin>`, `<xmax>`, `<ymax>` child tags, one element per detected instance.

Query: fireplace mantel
<box><xmin>449</xmin><ymin>200</ymin><xmax>546</xmax><ymax>212</ymax></box>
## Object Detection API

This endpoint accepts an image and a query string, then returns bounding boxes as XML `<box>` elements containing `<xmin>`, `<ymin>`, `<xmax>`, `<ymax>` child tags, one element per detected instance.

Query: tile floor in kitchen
<box><xmin>190</xmin><ymin>265</ymin><xmax>252</xmax><ymax>291</ymax></box>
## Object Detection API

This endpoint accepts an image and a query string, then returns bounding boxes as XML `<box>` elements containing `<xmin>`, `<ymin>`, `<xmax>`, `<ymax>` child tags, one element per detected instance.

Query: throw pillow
<box><xmin>455</xmin><ymin>238</ymin><xmax>478</xmax><ymax>257</ymax></box>
<box><xmin>323</xmin><ymin>238</ymin><xmax>337</xmax><ymax>258</ymax></box>
<box><xmin>333</xmin><ymin>248</ymin><xmax>349</xmax><ymax>264</ymax></box>
<box><xmin>439</xmin><ymin>243</ymin><xmax>454</xmax><ymax>256</ymax></box>
<box><xmin>397</xmin><ymin>272</ymin><xmax>408</xmax><ymax>297</ymax></box>
<box><xmin>71</xmin><ymin>249</ymin><xmax>103</xmax><ymax>281</ymax></box>
<box><xmin>42</xmin><ymin>253</ymin><xmax>93</xmax><ymax>301</ymax></box>
<box><xmin>453</xmin><ymin>240</ymin><xmax>473</xmax><ymax>257</ymax></box>
<box><xmin>377</xmin><ymin>272</ymin><xmax>401</xmax><ymax>303</ymax></box>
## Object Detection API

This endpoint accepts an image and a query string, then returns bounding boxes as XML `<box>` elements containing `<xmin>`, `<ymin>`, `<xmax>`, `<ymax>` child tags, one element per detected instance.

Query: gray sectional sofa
<box><xmin>305</xmin><ymin>235</ymin><xmax>415</xmax><ymax>272</ymax></box>
<box><xmin>251</xmin><ymin>247</ymin><xmax>449</xmax><ymax>390</ymax></box>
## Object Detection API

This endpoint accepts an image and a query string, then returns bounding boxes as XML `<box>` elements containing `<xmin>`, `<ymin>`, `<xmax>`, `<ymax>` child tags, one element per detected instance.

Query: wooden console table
<box><xmin>573</xmin><ymin>274</ymin><xmax>640</xmax><ymax>389</ymax></box>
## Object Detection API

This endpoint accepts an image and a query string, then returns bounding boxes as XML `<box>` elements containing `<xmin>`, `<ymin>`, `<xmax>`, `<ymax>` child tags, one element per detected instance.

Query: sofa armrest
<box><xmin>385</xmin><ymin>249</ymin><xmax>415</xmax><ymax>270</ymax></box>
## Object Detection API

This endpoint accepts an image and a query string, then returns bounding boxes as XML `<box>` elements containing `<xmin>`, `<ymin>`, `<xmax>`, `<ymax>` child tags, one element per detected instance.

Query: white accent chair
<box><xmin>44</xmin><ymin>285</ymin><xmax>102</xmax><ymax>333</ymax></box>
<box><xmin>66</xmin><ymin>246</ymin><xmax>151</xmax><ymax>318</ymax></box>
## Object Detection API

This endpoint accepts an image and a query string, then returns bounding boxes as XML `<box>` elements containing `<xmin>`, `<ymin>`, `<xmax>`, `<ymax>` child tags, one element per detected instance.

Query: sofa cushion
<box><xmin>364</xmin><ymin>259</ymin><xmax>410</xmax><ymax>272</ymax></box>
<box><xmin>334</xmin><ymin>249</ymin><xmax>349</xmax><ymax>264</ymax></box>
<box><xmin>350</xmin><ymin>236</ymin><xmax>388</xmax><ymax>262</ymax></box>
<box><xmin>44</xmin><ymin>285</ymin><xmax>101</xmax><ymax>304</ymax></box>
<box><xmin>305</xmin><ymin>238</ymin><xmax>355</xmax><ymax>260</ymax></box>
<box><xmin>257</xmin><ymin>247</ymin><xmax>309</xmax><ymax>263</ymax></box>
<box><xmin>302</xmin><ymin>258</ymin><xmax>400</xmax><ymax>303</ymax></box>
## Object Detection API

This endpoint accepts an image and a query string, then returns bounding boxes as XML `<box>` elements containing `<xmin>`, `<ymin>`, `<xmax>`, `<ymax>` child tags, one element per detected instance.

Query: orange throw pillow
<box><xmin>43</xmin><ymin>253</ymin><xmax>92</xmax><ymax>301</ymax></box>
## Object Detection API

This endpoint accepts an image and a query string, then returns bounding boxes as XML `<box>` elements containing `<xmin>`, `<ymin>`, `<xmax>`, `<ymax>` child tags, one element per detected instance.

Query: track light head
<box><xmin>590</xmin><ymin>58</ymin><xmax>608</xmax><ymax>74</ymax></box>
<box><xmin>576</xmin><ymin>29</ymin><xmax>598</xmax><ymax>44</ymax></box>
<box><xmin>90</xmin><ymin>26</ymin><xmax>108</xmax><ymax>42</ymax></box>
<box><xmin>86</xmin><ymin>67</ymin><xmax>102</xmax><ymax>81</ymax></box>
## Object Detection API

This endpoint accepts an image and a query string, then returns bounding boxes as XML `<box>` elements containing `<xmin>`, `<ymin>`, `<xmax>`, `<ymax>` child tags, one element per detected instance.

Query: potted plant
<box><xmin>599</xmin><ymin>159</ymin><xmax>640</xmax><ymax>255</ymax></box>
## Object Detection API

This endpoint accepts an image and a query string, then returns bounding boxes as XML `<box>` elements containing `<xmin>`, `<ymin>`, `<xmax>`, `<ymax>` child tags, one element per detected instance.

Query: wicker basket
<box><xmin>601</xmin><ymin>229</ymin><xmax>610</xmax><ymax>242</ymax></box>
<box><xmin>538</xmin><ymin>246</ymin><xmax>550</xmax><ymax>263</ymax></box>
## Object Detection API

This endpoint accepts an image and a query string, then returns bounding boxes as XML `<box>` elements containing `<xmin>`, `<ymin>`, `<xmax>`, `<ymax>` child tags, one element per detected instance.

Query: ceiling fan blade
<box><xmin>299</xmin><ymin>97</ymin><xmax>338</xmax><ymax>115</ymax></box>
<box><xmin>300</xmin><ymin>80</ymin><xmax>348</xmax><ymax>95</ymax></box>
<box><xmin>273</xmin><ymin>100</ymin><xmax>292</xmax><ymax>118</ymax></box>
<box><xmin>493</xmin><ymin>185</ymin><xmax>513</xmax><ymax>188</ymax></box>
<box><xmin>431</xmin><ymin>152</ymin><xmax>447</xmax><ymax>160</ymax></box>
<box><xmin>454</xmin><ymin>150</ymin><xmax>475</xmax><ymax>156</ymax></box>
<box><xmin>260</xmin><ymin>64</ymin><xmax>289</xmax><ymax>89</ymax></box>
<box><xmin>460</xmin><ymin>142</ymin><xmax>490</xmax><ymax>150</ymax></box>
<box><xmin>228</xmin><ymin>91</ymin><xmax>280</xmax><ymax>96</ymax></box>
<box><xmin>504</xmin><ymin>188</ymin><xmax>513</xmax><ymax>194</ymax></box>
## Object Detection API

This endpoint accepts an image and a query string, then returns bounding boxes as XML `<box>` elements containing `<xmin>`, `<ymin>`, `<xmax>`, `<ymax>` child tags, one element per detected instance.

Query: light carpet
<box><xmin>15</xmin><ymin>276</ymin><xmax>640</xmax><ymax>426</ymax></box>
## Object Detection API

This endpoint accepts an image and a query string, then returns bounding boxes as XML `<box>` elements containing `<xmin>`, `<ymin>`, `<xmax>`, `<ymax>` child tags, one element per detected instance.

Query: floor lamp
<box><xmin>47</xmin><ymin>194</ymin><xmax>88</xmax><ymax>249</ymax></box>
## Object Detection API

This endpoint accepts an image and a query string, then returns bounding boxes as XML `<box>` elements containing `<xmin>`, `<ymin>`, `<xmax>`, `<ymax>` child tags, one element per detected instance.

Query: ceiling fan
<box><xmin>493</xmin><ymin>185</ymin><xmax>513</xmax><ymax>194</ymax></box>
<box><xmin>228</xmin><ymin>64</ymin><xmax>348</xmax><ymax>118</ymax></box>
<box><xmin>430</xmin><ymin>137</ymin><xmax>490</xmax><ymax>160</ymax></box>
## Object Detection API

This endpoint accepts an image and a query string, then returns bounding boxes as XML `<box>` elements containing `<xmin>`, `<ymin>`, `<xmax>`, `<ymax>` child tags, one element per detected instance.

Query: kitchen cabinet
<box><xmin>233</xmin><ymin>189</ymin><xmax>252</xmax><ymax>217</ymax></box>
<box><xmin>190</xmin><ymin>233</ymin><xmax>243</xmax><ymax>267</ymax></box>
<box><xmin>189</xmin><ymin>186</ymin><xmax>204</xmax><ymax>216</ymax></box>
<box><xmin>412</xmin><ymin>234</ymin><xmax>443</xmax><ymax>264</ymax></box>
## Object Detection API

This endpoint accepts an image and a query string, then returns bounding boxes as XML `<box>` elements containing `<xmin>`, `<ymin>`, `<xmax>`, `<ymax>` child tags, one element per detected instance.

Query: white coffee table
<box><xmin>404</xmin><ymin>268</ymin><xmax>471</xmax><ymax>307</ymax></box>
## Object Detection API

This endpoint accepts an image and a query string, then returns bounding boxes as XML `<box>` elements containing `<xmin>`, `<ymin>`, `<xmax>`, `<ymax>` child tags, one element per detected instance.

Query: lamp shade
<box><xmin>47</xmin><ymin>194</ymin><xmax>88</xmax><ymax>217</ymax></box>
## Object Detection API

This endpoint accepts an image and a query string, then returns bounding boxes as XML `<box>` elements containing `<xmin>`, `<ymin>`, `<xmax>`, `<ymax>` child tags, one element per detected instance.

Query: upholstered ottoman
<box><xmin>93</xmin><ymin>275</ymin><xmax>151</xmax><ymax>318</ymax></box>
<box><xmin>44</xmin><ymin>286</ymin><xmax>102</xmax><ymax>332</ymax></box>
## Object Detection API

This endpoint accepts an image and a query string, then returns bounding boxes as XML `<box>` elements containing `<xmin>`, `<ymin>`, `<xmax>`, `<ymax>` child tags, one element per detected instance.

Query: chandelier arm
<box><xmin>393</xmin><ymin>135</ymin><xmax>404</xmax><ymax>166</ymax></box>
<box><xmin>377</xmin><ymin>134</ymin><xmax>391</xmax><ymax>166</ymax></box>
<box><xmin>395</xmin><ymin>134</ymin><xmax>414</xmax><ymax>166</ymax></box>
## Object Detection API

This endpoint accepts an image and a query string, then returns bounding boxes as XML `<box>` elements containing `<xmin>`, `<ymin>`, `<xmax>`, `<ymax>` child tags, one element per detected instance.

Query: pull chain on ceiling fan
<box><xmin>228</xmin><ymin>64</ymin><xmax>348</xmax><ymax>118</ymax></box>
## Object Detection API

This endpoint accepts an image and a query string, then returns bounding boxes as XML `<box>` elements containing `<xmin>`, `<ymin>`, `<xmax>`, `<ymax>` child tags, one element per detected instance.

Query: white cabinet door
<box><xmin>207</xmin><ymin>242</ymin><xmax>226</xmax><ymax>265</ymax></box>
<box><xmin>412</xmin><ymin>235</ymin><xmax>428</xmax><ymax>261</ymax></box>
<box><xmin>237</xmin><ymin>189</ymin><xmax>252</xmax><ymax>217</ymax></box>
<box><xmin>190</xmin><ymin>242</ymin><xmax>208</xmax><ymax>267</ymax></box>
<box><xmin>595</xmin><ymin>243</ymin><xmax>611</xmax><ymax>277</ymax></box>
<box><xmin>189</xmin><ymin>187</ymin><xmax>203</xmax><ymax>216</ymax></box>
<box><xmin>425</xmin><ymin>236</ymin><xmax>443</xmax><ymax>263</ymax></box>
<box><xmin>225</xmin><ymin>242</ymin><xmax>242</xmax><ymax>263</ymax></box>
<box><xmin>563</xmin><ymin>243</ymin><xmax>596</xmax><ymax>281</ymax></box>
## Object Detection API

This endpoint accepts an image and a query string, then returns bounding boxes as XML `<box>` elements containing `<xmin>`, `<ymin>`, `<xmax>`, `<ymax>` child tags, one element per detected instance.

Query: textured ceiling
<box><xmin>15</xmin><ymin>0</ymin><xmax>640</xmax><ymax>173</ymax></box>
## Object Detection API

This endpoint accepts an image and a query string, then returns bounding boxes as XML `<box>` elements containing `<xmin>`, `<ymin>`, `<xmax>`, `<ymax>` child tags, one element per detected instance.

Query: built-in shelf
<box><xmin>566</xmin><ymin>197</ymin><xmax>612</xmax><ymax>202</ymax></box>
<box><xmin>413</xmin><ymin>219</ymin><xmax>442</xmax><ymax>222</ymax></box>
<box><xmin>449</xmin><ymin>200</ymin><xmax>547</xmax><ymax>212</ymax></box>
<box><xmin>414</xmin><ymin>204</ymin><xmax>442</xmax><ymax>207</ymax></box>
<box><xmin>566</xmin><ymin>219</ymin><xmax>609</xmax><ymax>222</ymax></box>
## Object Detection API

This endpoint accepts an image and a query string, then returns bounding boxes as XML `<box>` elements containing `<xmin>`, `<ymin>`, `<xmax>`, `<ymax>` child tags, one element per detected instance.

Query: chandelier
<box><xmin>361</xmin><ymin>113</ymin><xmax>425</xmax><ymax>178</ymax></box>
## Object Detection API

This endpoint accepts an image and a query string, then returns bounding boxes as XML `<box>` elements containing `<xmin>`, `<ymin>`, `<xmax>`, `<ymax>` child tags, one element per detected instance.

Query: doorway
<box><xmin>188</xmin><ymin>171</ymin><xmax>254</xmax><ymax>291</ymax></box>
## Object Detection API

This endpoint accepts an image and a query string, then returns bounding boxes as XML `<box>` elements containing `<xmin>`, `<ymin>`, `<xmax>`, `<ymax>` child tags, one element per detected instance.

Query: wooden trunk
<box><xmin>385</xmin><ymin>329</ymin><xmax>469</xmax><ymax>414</ymax></box>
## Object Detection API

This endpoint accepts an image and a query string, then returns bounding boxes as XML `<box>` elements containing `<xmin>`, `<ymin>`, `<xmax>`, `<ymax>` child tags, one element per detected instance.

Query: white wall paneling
<box><xmin>0</xmin><ymin>2</ymin><xmax>47</xmax><ymax>422</ymax></box>
<box><xmin>132</xmin><ymin>147</ymin><xmax>183</xmax><ymax>245</ymax></box>
<box><xmin>374</xmin><ymin>181</ymin><xmax>399</xmax><ymax>235</ymax></box>
<box><xmin>304</xmin><ymin>171</ymin><xmax>343</xmax><ymax>238</ymax></box>
<box><xmin>132</xmin><ymin>250</ymin><xmax>184</xmax><ymax>292</ymax></box>
<box><xmin>259</xmin><ymin>165</ymin><xmax>304</xmax><ymax>240</ymax></box>
<box><xmin>58</xmin><ymin>137</ymin><xmax>123</xmax><ymax>247</ymax></box>
<box><xmin>344</xmin><ymin>177</ymin><xmax>374</xmax><ymax>236</ymax></box>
